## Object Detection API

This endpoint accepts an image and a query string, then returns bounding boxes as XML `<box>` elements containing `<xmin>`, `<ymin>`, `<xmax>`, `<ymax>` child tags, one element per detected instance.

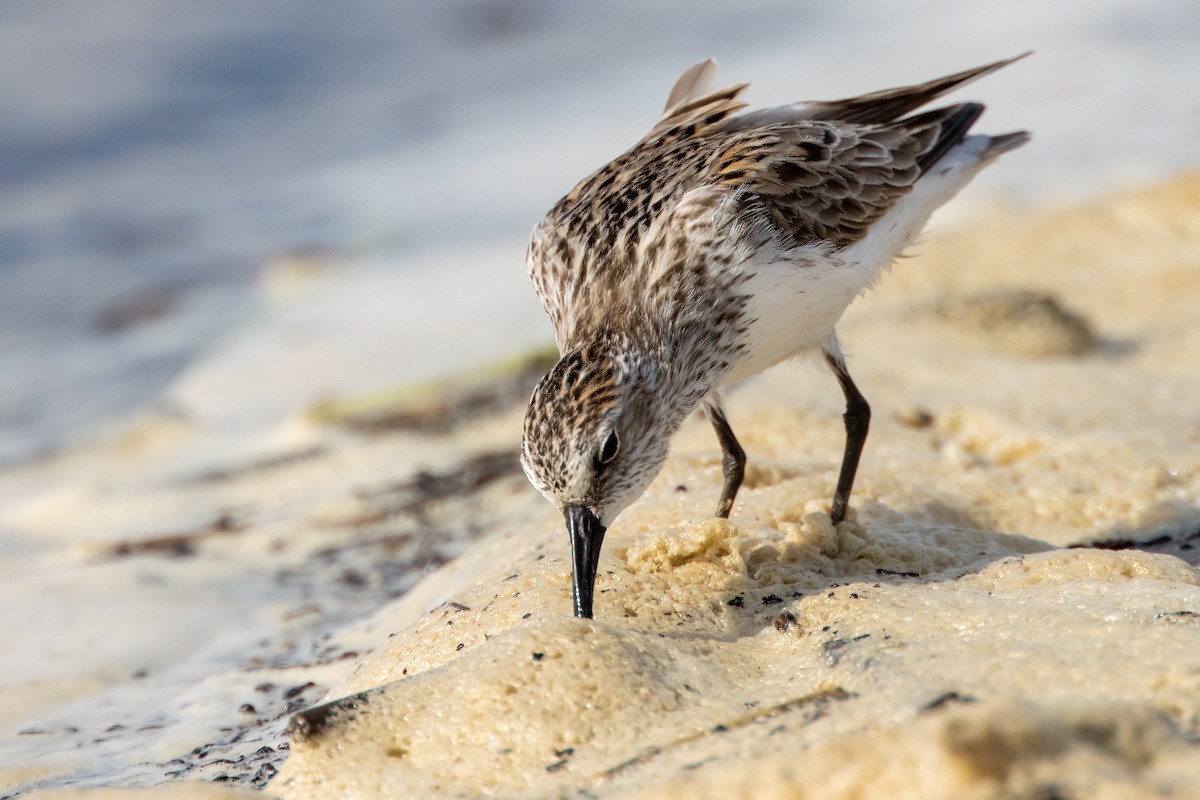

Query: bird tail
<box><xmin>887</xmin><ymin>101</ymin><xmax>1030</xmax><ymax>173</ymax></box>
<box><xmin>980</xmin><ymin>130</ymin><xmax>1032</xmax><ymax>160</ymax></box>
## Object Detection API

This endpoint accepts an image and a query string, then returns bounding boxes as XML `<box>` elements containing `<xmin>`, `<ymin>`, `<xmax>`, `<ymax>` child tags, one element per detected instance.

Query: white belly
<box><xmin>722</xmin><ymin>249</ymin><xmax>878</xmax><ymax>384</ymax></box>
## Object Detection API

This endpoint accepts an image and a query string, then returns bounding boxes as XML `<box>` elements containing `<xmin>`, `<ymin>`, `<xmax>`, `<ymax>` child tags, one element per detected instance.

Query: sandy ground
<box><xmin>32</xmin><ymin>174</ymin><xmax>1163</xmax><ymax>798</ymax></box>
<box><xmin>8</xmin><ymin>150</ymin><xmax>1200</xmax><ymax>800</ymax></box>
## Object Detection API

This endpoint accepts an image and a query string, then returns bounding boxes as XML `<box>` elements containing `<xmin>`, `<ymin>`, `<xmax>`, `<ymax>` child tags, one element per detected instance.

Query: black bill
<box><xmin>564</xmin><ymin>503</ymin><xmax>607</xmax><ymax>618</ymax></box>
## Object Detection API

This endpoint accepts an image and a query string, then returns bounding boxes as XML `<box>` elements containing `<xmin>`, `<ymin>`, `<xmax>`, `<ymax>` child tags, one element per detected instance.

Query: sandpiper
<box><xmin>521</xmin><ymin>55</ymin><xmax>1029</xmax><ymax>618</ymax></box>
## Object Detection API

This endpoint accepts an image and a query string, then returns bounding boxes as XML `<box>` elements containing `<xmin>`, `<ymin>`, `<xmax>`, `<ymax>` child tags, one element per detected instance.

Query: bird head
<box><xmin>521</xmin><ymin>343</ymin><xmax>674</xmax><ymax>617</ymax></box>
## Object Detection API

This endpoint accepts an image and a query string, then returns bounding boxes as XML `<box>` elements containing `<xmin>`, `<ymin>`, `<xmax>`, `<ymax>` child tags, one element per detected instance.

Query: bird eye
<box><xmin>596</xmin><ymin>430</ymin><xmax>620</xmax><ymax>468</ymax></box>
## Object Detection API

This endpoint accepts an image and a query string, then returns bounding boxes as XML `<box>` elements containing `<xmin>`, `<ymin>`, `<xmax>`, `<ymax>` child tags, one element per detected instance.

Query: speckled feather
<box><xmin>528</xmin><ymin>55</ymin><xmax>1026</xmax><ymax>357</ymax></box>
<box><xmin>522</xmin><ymin>55</ymin><xmax>1029</xmax><ymax>533</ymax></box>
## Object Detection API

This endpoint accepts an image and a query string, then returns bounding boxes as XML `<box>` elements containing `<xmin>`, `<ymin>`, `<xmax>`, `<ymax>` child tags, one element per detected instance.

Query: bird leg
<box><xmin>704</xmin><ymin>398</ymin><xmax>746</xmax><ymax>518</ymax></box>
<box><xmin>824</xmin><ymin>350</ymin><xmax>871</xmax><ymax>524</ymax></box>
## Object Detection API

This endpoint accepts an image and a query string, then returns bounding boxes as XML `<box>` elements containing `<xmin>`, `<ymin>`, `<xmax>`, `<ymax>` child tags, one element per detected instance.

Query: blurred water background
<box><xmin>1</xmin><ymin>0</ymin><xmax>1197</xmax><ymax>463</ymax></box>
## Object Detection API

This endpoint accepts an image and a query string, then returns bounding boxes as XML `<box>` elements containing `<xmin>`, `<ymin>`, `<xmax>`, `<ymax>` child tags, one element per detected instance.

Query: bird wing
<box><xmin>702</xmin><ymin>54</ymin><xmax>1029</xmax><ymax>248</ymax></box>
<box><xmin>528</xmin><ymin>57</ymin><xmax>1026</xmax><ymax>345</ymax></box>
<box><xmin>702</xmin><ymin>103</ymin><xmax>985</xmax><ymax>249</ymax></box>
<box><xmin>723</xmin><ymin>52</ymin><xmax>1029</xmax><ymax>130</ymax></box>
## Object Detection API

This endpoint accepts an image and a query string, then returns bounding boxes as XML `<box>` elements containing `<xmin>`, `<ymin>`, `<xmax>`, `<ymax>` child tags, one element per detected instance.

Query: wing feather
<box><xmin>528</xmin><ymin>56</ymin><xmax>1029</xmax><ymax>342</ymax></box>
<box><xmin>662</xmin><ymin>59</ymin><xmax>719</xmax><ymax>115</ymax></box>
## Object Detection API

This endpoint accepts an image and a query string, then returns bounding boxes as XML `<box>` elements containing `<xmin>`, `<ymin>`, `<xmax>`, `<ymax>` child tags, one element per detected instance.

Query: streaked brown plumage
<box><xmin>522</xmin><ymin>55</ymin><xmax>1030</xmax><ymax>618</ymax></box>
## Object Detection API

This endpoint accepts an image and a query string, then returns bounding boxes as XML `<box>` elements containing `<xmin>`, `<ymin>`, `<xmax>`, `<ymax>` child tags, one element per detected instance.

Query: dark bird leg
<box><xmin>824</xmin><ymin>348</ymin><xmax>871</xmax><ymax>524</ymax></box>
<box><xmin>704</xmin><ymin>397</ymin><xmax>746</xmax><ymax>518</ymax></box>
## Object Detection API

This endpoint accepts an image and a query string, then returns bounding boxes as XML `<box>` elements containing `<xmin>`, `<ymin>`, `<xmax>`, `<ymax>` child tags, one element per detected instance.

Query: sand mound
<box><xmin>270</xmin><ymin>175</ymin><xmax>1200</xmax><ymax>798</ymax></box>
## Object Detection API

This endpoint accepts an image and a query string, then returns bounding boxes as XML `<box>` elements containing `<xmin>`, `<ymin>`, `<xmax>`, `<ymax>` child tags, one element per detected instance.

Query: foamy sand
<box><xmin>15</xmin><ymin>175</ymin><xmax>1200</xmax><ymax>798</ymax></box>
